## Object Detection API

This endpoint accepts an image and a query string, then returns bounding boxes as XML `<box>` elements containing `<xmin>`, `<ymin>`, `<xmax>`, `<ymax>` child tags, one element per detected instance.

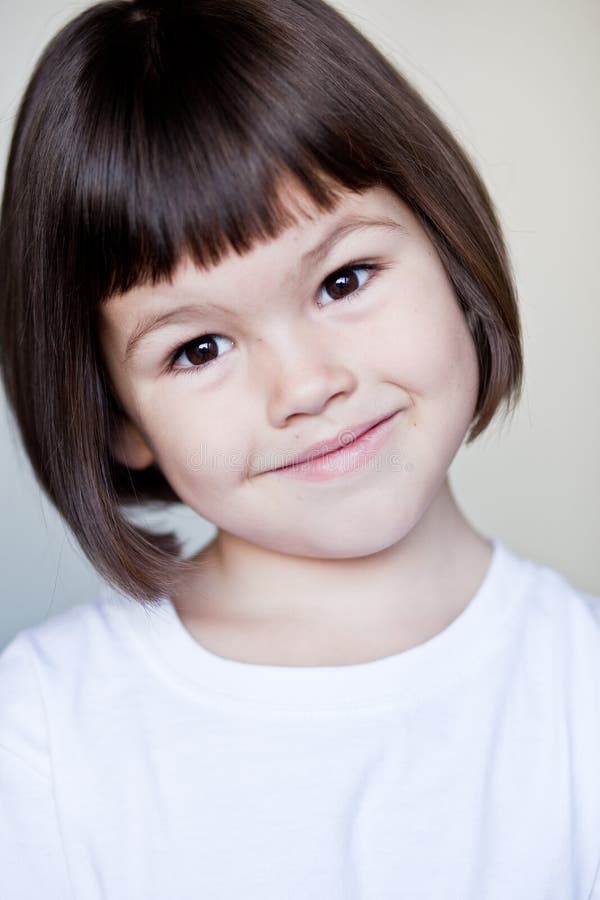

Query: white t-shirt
<box><xmin>1</xmin><ymin>537</ymin><xmax>600</xmax><ymax>900</ymax></box>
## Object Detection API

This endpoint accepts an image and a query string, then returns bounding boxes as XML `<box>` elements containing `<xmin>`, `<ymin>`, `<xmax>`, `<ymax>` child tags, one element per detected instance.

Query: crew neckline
<box><xmin>112</xmin><ymin>537</ymin><xmax>530</xmax><ymax>712</ymax></box>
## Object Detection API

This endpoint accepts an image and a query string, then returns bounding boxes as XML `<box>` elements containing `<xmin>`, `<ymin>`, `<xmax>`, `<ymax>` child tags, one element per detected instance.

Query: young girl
<box><xmin>0</xmin><ymin>0</ymin><xmax>598</xmax><ymax>897</ymax></box>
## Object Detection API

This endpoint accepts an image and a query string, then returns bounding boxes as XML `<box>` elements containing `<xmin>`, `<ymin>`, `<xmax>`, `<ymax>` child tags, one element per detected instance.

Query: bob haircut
<box><xmin>0</xmin><ymin>0</ymin><xmax>523</xmax><ymax>603</ymax></box>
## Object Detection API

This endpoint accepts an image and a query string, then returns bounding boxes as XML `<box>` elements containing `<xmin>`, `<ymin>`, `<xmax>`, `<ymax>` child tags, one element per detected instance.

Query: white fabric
<box><xmin>1</xmin><ymin>537</ymin><xmax>600</xmax><ymax>899</ymax></box>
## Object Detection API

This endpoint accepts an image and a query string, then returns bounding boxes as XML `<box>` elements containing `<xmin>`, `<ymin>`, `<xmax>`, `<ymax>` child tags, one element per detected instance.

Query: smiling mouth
<box><xmin>273</xmin><ymin>411</ymin><xmax>402</xmax><ymax>472</ymax></box>
<box><xmin>267</xmin><ymin>410</ymin><xmax>403</xmax><ymax>480</ymax></box>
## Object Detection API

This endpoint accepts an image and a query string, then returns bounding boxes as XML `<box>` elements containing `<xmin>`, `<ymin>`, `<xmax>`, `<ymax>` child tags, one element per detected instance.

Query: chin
<box><xmin>265</xmin><ymin>522</ymin><xmax>414</xmax><ymax>560</ymax></box>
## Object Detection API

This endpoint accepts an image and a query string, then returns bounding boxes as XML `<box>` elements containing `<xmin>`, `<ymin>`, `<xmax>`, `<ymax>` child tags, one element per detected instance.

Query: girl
<box><xmin>0</xmin><ymin>1</ymin><xmax>599</xmax><ymax>897</ymax></box>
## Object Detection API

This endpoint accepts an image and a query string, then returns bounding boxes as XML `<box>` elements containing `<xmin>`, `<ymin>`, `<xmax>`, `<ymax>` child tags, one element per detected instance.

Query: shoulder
<box><xmin>0</xmin><ymin>587</ymin><xmax>145</xmax><ymax>764</ymax></box>
<box><xmin>0</xmin><ymin>587</ymin><xmax>131</xmax><ymax>679</ymax></box>
<box><xmin>513</xmin><ymin>544</ymin><xmax>600</xmax><ymax>637</ymax></box>
<box><xmin>488</xmin><ymin>538</ymin><xmax>600</xmax><ymax>640</ymax></box>
<box><xmin>499</xmin><ymin>540</ymin><xmax>600</xmax><ymax>704</ymax></box>
<box><xmin>494</xmin><ymin>537</ymin><xmax>598</xmax><ymax>622</ymax></box>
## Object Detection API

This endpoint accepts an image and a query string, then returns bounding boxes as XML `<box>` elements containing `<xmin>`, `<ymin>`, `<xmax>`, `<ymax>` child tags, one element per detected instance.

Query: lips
<box><xmin>273</xmin><ymin>411</ymin><xmax>400</xmax><ymax>470</ymax></box>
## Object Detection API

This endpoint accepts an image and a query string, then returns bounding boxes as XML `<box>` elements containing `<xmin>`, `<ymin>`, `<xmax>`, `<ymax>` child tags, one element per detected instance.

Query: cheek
<box><xmin>369</xmin><ymin>264</ymin><xmax>477</xmax><ymax>401</ymax></box>
<box><xmin>144</xmin><ymin>391</ymin><xmax>251</xmax><ymax>494</ymax></box>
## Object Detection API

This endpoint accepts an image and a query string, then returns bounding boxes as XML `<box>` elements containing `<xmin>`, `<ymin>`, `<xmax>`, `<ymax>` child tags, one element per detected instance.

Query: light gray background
<box><xmin>1</xmin><ymin>0</ymin><xmax>599</xmax><ymax>650</ymax></box>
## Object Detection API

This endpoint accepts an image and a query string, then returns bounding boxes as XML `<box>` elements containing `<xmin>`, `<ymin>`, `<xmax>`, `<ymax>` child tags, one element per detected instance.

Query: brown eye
<box><xmin>183</xmin><ymin>337</ymin><xmax>219</xmax><ymax>366</ymax></box>
<box><xmin>170</xmin><ymin>334</ymin><xmax>233</xmax><ymax>374</ymax></box>
<box><xmin>319</xmin><ymin>264</ymin><xmax>375</xmax><ymax>305</ymax></box>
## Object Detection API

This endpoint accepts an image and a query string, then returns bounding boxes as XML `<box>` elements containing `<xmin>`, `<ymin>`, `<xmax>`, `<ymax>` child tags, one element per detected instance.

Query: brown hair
<box><xmin>0</xmin><ymin>0</ymin><xmax>523</xmax><ymax>603</ymax></box>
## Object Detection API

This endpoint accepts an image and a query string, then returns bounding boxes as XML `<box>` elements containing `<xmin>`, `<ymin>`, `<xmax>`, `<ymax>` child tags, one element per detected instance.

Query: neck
<box><xmin>170</xmin><ymin>479</ymin><xmax>493</xmax><ymax>664</ymax></box>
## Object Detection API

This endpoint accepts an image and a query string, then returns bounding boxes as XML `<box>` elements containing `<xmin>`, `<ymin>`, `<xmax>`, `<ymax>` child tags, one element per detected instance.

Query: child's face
<box><xmin>98</xmin><ymin>182</ymin><xmax>479</xmax><ymax>559</ymax></box>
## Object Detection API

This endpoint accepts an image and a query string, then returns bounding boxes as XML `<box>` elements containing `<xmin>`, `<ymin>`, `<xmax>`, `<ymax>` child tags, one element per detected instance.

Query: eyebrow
<box><xmin>123</xmin><ymin>215</ymin><xmax>405</xmax><ymax>363</ymax></box>
<box><xmin>299</xmin><ymin>215</ymin><xmax>405</xmax><ymax>269</ymax></box>
<box><xmin>124</xmin><ymin>302</ymin><xmax>233</xmax><ymax>363</ymax></box>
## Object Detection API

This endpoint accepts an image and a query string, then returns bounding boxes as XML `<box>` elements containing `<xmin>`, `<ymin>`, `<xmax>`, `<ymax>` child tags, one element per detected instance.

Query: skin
<box><xmin>98</xmin><ymin>181</ymin><xmax>493</xmax><ymax>666</ymax></box>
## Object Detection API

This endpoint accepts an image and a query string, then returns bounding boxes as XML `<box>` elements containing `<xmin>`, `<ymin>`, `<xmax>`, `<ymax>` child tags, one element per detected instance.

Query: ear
<box><xmin>110</xmin><ymin>417</ymin><xmax>156</xmax><ymax>470</ymax></box>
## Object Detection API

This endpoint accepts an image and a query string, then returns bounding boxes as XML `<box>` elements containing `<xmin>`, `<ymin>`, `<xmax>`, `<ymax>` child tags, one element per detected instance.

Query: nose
<box><xmin>260</xmin><ymin>329</ymin><xmax>358</xmax><ymax>428</ymax></box>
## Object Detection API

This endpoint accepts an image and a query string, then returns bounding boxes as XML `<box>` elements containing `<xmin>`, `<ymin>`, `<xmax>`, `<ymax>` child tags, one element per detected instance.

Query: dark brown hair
<box><xmin>0</xmin><ymin>0</ymin><xmax>523</xmax><ymax>603</ymax></box>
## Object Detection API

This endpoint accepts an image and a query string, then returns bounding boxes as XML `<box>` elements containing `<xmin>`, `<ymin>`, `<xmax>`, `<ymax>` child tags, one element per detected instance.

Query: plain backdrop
<box><xmin>1</xmin><ymin>0</ymin><xmax>599</xmax><ymax>650</ymax></box>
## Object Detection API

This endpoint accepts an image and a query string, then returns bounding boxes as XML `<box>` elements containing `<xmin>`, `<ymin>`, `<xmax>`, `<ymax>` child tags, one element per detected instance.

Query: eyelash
<box><xmin>165</xmin><ymin>261</ymin><xmax>384</xmax><ymax>377</ymax></box>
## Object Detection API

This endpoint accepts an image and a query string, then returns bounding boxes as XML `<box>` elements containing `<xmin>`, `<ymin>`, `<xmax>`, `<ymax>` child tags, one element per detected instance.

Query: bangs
<box><xmin>45</xmin><ymin>1</ymin><xmax>380</xmax><ymax>304</ymax></box>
